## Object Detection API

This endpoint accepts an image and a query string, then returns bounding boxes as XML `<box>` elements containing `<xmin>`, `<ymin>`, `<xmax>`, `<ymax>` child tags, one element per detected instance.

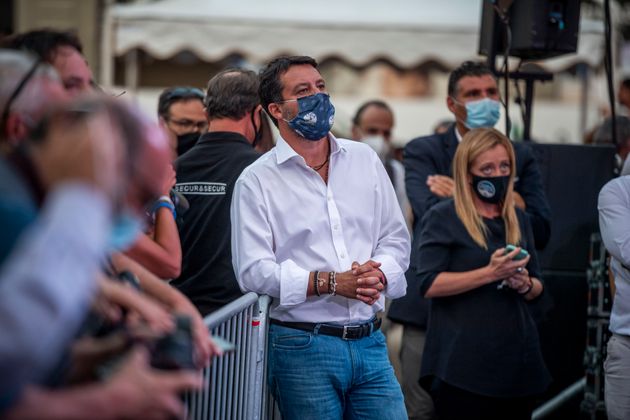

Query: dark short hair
<box><xmin>447</xmin><ymin>61</ymin><xmax>495</xmax><ymax>97</ymax></box>
<box><xmin>622</xmin><ymin>79</ymin><xmax>630</xmax><ymax>90</ymax></box>
<box><xmin>259</xmin><ymin>55</ymin><xmax>318</xmax><ymax>125</ymax></box>
<box><xmin>0</xmin><ymin>29</ymin><xmax>83</xmax><ymax>63</ymax></box>
<box><xmin>157</xmin><ymin>86</ymin><xmax>204</xmax><ymax>118</ymax></box>
<box><xmin>594</xmin><ymin>116</ymin><xmax>630</xmax><ymax>148</ymax></box>
<box><xmin>204</xmin><ymin>68</ymin><xmax>259</xmax><ymax>120</ymax></box>
<box><xmin>352</xmin><ymin>100</ymin><xmax>393</xmax><ymax>126</ymax></box>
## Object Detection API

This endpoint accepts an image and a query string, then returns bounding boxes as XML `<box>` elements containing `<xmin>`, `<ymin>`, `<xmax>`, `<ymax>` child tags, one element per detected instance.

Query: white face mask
<box><xmin>362</xmin><ymin>135</ymin><xmax>388</xmax><ymax>160</ymax></box>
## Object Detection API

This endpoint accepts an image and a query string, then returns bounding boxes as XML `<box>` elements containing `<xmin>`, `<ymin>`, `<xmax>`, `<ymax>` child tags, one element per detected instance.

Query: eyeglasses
<box><xmin>0</xmin><ymin>58</ymin><xmax>41</xmax><ymax>135</ymax></box>
<box><xmin>164</xmin><ymin>117</ymin><xmax>208</xmax><ymax>132</ymax></box>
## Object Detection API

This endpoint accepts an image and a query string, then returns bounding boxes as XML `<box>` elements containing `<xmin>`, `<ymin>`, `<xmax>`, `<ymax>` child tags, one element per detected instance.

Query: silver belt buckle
<box><xmin>342</xmin><ymin>325</ymin><xmax>349</xmax><ymax>340</ymax></box>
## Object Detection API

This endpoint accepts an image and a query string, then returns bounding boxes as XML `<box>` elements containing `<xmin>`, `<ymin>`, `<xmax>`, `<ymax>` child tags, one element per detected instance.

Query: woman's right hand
<box><xmin>486</xmin><ymin>247</ymin><xmax>530</xmax><ymax>282</ymax></box>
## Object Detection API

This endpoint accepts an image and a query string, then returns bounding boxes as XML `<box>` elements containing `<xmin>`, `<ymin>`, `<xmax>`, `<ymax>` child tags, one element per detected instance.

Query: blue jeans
<box><xmin>267</xmin><ymin>323</ymin><xmax>407</xmax><ymax>420</ymax></box>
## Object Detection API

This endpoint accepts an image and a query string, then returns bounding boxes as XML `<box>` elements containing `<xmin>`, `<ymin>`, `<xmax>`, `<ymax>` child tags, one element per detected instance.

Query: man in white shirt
<box><xmin>231</xmin><ymin>55</ymin><xmax>410</xmax><ymax>419</ymax></box>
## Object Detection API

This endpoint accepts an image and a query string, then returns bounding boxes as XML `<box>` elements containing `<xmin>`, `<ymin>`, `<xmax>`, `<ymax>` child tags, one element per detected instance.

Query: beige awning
<box><xmin>110</xmin><ymin>0</ymin><xmax>604</xmax><ymax>72</ymax></box>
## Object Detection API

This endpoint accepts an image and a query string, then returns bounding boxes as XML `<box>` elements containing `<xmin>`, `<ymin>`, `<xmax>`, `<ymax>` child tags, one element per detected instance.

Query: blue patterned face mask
<box><xmin>282</xmin><ymin>92</ymin><xmax>335</xmax><ymax>141</ymax></box>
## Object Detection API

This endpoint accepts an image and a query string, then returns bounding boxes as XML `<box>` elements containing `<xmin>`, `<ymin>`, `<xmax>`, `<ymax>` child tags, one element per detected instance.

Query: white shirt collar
<box><xmin>275</xmin><ymin>133</ymin><xmax>347</xmax><ymax>166</ymax></box>
<box><xmin>455</xmin><ymin>126</ymin><xmax>465</xmax><ymax>143</ymax></box>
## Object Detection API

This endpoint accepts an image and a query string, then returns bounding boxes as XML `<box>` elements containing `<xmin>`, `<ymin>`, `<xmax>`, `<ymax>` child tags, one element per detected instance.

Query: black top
<box><xmin>417</xmin><ymin>199</ymin><xmax>551</xmax><ymax>398</ymax></box>
<box><xmin>172</xmin><ymin>132</ymin><xmax>260</xmax><ymax>316</ymax></box>
<box><xmin>388</xmin><ymin>124</ymin><xmax>552</xmax><ymax>328</ymax></box>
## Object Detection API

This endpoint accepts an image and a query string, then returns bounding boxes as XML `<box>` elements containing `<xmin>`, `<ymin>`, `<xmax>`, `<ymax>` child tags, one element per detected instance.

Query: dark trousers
<box><xmin>430</xmin><ymin>379</ymin><xmax>536</xmax><ymax>420</ymax></box>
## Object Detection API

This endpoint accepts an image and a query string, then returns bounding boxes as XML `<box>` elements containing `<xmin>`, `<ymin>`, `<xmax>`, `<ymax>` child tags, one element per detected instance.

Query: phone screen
<box><xmin>211</xmin><ymin>335</ymin><xmax>236</xmax><ymax>353</ymax></box>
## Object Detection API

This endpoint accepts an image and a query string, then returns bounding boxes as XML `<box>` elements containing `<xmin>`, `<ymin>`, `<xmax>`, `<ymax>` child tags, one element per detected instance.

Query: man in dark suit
<box><xmin>388</xmin><ymin>61</ymin><xmax>551</xmax><ymax>420</ymax></box>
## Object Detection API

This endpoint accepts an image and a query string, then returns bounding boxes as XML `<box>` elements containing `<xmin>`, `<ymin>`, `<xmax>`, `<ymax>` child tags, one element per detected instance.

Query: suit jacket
<box><xmin>388</xmin><ymin>124</ymin><xmax>552</xmax><ymax>328</ymax></box>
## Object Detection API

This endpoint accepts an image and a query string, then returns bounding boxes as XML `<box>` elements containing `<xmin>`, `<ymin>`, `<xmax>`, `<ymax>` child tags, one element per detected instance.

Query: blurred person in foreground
<box><xmin>172</xmin><ymin>68</ymin><xmax>261</xmax><ymax>316</ymax></box>
<box><xmin>417</xmin><ymin>128</ymin><xmax>549</xmax><ymax>420</ymax></box>
<box><xmin>598</xmin><ymin>175</ymin><xmax>630</xmax><ymax>420</ymax></box>
<box><xmin>157</xmin><ymin>86</ymin><xmax>207</xmax><ymax>157</ymax></box>
<box><xmin>0</xmin><ymin>46</ymin><xmax>213</xmax><ymax>360</ymax></box>
<box><xmin>0</xmin><ymin>49</ymin><xmax>68</xmax><ymax>154</ymax></box>
<box><xmin>0</xmin><ymin>97</ymin><xmax>202</xmax><ymax>419</ymax></box>
<box><xmin>231</xmin><ymin>55</ymin><xmax>410</xmax><ymax>419</ymax></box>
<box><xmin>1</xmin><ymin>29</ymin><xmax>94</xmax><ymax>97</ymax></box>
<box><xmin>3</xmin><ymin>29</ymin><xmax>185</xmax><ymax>279</ymax></box>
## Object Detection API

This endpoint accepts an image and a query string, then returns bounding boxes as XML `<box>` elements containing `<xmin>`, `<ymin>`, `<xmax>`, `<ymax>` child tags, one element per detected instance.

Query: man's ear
<box><xmin>351</xmin><ymin>125</ymin><xmax>361</xmax><ymax>141</ymax></box>
<box><xmin>446</xmin><ymin>96</ymin><xmax>457</xmax><ymax>115</ymax></box>
<box><xmin>5</xmin><ymin>113</ymin><xmax>28</xmax><ymax>146</ymax></box>
<box><xmin>267</xmin><ymin>102</ymin><xmax>283</xmax><ymax>122</ymax></box>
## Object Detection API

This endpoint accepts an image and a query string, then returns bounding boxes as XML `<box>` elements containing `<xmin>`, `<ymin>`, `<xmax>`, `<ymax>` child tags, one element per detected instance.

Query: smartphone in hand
<box><xmin>211</xmin><ymin>335</ymin><xmax>236</xmax><ymax>353</ymax></box>
<box><xmin>505</xmin><ymin>244</ymin><xmax>529</xmax><ymax>261</ymax></box>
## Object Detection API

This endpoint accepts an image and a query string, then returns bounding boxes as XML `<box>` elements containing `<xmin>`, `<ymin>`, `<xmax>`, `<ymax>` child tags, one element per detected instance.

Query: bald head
<box><xmin>351</xmin><ymin>100</ymin><xmax>394</xmax><ymax>142</ymax></box>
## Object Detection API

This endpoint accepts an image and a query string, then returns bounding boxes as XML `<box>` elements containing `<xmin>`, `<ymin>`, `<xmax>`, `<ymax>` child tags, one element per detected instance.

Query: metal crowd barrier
<box><xmin>185</xmin><ymin>293</ymin><xmax>272</xmax><ymax>420</ymax></box>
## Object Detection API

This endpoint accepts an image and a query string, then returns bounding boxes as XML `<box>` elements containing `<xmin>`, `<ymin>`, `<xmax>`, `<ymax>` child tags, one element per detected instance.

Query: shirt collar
<box><xmin>455</xmin><ymin>126</ymin><xmax>464</xmax><ymax>143</ymax></box>
<box><xmin>275</xmin><ymin>133</ymin><xmax>347</xmax><ymax>165</ymax></box>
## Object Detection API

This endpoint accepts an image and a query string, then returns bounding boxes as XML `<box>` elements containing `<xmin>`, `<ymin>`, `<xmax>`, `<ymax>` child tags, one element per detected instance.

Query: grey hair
<box><xmin>0</xmin><ymin>49</ymin><xmax>60</xmax><ymax>118</ymax></box>
<box><xmin>204</xmin><ymin>68</ymin><xmax>260</xmax><ymax>120</ymax></box>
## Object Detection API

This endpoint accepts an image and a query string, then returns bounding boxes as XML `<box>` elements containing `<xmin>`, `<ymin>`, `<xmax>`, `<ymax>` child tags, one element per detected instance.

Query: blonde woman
<box><xmin>416</xmin><ymin>128</ymin><xmax>550</xmax><ymax>419</ymax></box>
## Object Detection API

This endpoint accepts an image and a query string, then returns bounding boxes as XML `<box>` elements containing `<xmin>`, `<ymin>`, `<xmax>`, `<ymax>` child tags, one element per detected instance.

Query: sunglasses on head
<box><xmin>163</xmin><ymin>87</ymin><xmax>204</xmax><ymax>103</ymax></box>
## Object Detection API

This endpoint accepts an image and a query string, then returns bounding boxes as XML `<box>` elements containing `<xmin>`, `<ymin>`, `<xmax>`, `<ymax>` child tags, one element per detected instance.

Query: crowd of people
<box><xmin>4</xmin><ymin>26</ymin><xmax>630</xmax><ymax>420</ymax></box>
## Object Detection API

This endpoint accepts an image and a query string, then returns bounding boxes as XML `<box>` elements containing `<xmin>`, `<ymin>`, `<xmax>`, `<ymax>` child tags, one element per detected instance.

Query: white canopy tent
<box><xmin>103</xmin><ymin>0</ymin><xmax>606</xmax><ymax>143</ymax></box>
<box><xmin>104</xmin><ymin>0</ymin><xmax>604</xmax><ymax>85</ymax></box>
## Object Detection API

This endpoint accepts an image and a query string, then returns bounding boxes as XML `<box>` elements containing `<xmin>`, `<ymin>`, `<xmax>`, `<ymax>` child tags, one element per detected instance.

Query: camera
<box><xmin>149</xmin><ymin>314</ymin><xmax>196</xmax><ymax>371</ymax></box>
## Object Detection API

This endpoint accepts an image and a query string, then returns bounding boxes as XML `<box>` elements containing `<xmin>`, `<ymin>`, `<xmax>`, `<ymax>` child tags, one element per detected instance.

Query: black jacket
<box><xmin>172</xmin><ymin>132</ymin><xmax>260</xmax><ymax>316</ymax></box>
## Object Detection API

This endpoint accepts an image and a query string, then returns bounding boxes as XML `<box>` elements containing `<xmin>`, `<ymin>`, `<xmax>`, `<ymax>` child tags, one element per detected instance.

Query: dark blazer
<box><xmin>387</xmin><ymin>124</ymin><xmax>552</xmax><ymax>328</ymax></box>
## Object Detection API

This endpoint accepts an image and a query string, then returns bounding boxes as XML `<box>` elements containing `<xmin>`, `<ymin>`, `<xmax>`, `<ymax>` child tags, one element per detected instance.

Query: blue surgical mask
<box><xmin>282</xmin><ymin>92</ymin><xmax>335</xmax><ymax>141</ymax></box>
<box><xmin>459</xmin><ymin>98</ymin><xmax>501</xmax><ymax>129</ymax></box>
<box><xmin>108</xmin><ymin>212</ymin><xmax>144</xmax><ymax>251</ymax></box>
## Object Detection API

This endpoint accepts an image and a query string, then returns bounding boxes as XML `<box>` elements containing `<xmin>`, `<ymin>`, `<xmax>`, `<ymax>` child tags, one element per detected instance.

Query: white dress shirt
<box><xmin>231</xmin><ymin>134</ymin><xmax>410</xmax><ymax>324</ymax></box>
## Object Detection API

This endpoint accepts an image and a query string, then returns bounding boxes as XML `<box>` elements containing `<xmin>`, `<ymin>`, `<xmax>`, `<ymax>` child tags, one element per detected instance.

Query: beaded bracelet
<box><xmin>328</xmin><ymin>271</ymin><xmax>335</xmax><ymax>295</ymax></box>
<box><xmin>331</xmin><ymin>271</ymin><xmax>337</xmax><ymax>296</ymax></box>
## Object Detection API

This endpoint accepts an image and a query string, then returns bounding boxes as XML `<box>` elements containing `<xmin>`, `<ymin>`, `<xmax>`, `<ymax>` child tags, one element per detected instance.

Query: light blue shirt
<box><xmin>599</xmin><ymin>175</ymin><xmax>630</xmax><ymax>336</ymax></box>
<box><xmin>0</xmin><ymin>183</ymin><xmax>110</xmax><ymax>408</ymax></box>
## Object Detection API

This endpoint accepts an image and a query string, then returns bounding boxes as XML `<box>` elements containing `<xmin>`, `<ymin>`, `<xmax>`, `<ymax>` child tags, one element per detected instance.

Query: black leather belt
<box><xmin>270</xmin><ymin>317</ymin><xmax>381</xmax><ymax>340</ymax></box>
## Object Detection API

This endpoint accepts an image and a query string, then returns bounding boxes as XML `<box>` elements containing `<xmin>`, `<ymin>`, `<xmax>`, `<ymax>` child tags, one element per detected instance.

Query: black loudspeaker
<box><xmin>479</xmin><ymin>0</ymin><xmax>581</xmax><ymax>60</ymax></box>
<box><xmin>531</xmin><ymin>143</ymin><xmax>616</xmax><ymax>272</ymax></box>
<box><xmin>526</xmin><ymin>143</ymin><xmax>614</xmax><ymax>418</ymax></box>
<box><xmin>535</xmin><ymin>271</ymin><xmax>588</xmax><ymax>419</ymax></box>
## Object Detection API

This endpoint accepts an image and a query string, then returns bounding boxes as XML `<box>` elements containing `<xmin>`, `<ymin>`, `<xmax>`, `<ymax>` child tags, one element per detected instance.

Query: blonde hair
<box><xmin>452</xmin><ymin>127</ymin><xmax>521</xmax><ymax>249</ymax></box>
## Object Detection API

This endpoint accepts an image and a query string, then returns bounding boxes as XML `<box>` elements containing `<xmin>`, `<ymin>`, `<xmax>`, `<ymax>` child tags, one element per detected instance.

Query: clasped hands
<box><xmin>335</xmin><ymin>260</ymin><xmax>385</xmax><ymax>306</ymax></box>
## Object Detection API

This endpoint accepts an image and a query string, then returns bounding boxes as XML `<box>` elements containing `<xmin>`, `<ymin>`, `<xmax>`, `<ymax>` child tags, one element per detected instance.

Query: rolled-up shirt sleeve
<box><xmin>231</xmin><ymin>173</ymin><xmax>310</xmax><ymax>307</ymax></box>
